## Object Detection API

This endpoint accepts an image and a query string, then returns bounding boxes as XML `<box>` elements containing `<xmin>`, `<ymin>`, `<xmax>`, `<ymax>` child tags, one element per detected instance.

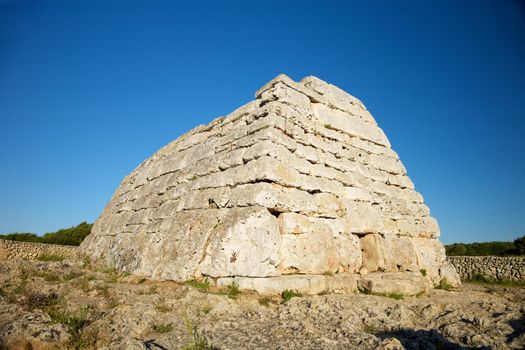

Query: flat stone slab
<box><xmin>357</xmin><ymin>272</ymin><xmax>431</xmax><ymax>296</ymax></box>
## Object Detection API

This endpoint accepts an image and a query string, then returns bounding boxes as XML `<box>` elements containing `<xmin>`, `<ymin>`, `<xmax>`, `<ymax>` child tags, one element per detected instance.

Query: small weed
<box><xmin>324</xmin><ymin>123</ymin><xmax>334</xmax><ymax>130</ymax></box>
<box><xmin>104</xmin><ymin>266</ymin><xmax>117</xmax><ymax>275</ymax></box>
<box><xmin>360</xmin><ymin>289</ymin><xmax>405</xmax><ymax>300</ymax></box>
<box><xmin>420</xmin><ymin>269</ymin><xmax>427</xmax><ymax>277</ymax></box>
<box><xmin>74</xmin><ymin>326</ymin><xmax>99</xmax><ymax>349</ymax></box>
<box><xmin>465</xmin><ymin>274</ymin><xmax>525</xmax><ymax>287</ymax></box>
<box><xmin>63</xmin><ymin>271</ymin><xmax>84</xmax><ymax>281</ymax></box>
<box><xmin>186</xmin><ymin>278</ymin><xmax>211</xmax><ymax>292</ymax></box>
<box><xmin>323</xmin><ymin>271</ymin><xmax>334</xmax><ymax>276</ymax></box>
<box><xmin>82</xmin><ymin>256</ymin><xmax>91</xmax><ymax>269</ymax></box>
<box><xmin>182</xmin><ymin>314</ymin><xmax>214</xmax><ymax>350</ymax></box>
<box><xmin>25</xmin><ymin>292</ymin><xmax>60</xmax><ymax>310</ymax></box>
<box><xmin>471</xmin><ymin>273</ymin><xmax>491</xmax><ymax>283</ymax></box>
<box><xmin>362</xmin><ymin>323</ymin><xmax>378</xmax><ymax>334</ymax></box>
<box><xmin>281</xmin><ymin>289</ymin><xmax>302</xmax><ymax>303</ymax></box>
<box><xmin>202</xmin><ymin>304</ymin><xmax>212</xmax><ymax>314</ymax></box>
<box><xmin>47</xmin><ymin>308</ymin><xmax>90</xmax><ymax>340</ymax></box>
<box><xmin>152</xmin><ymin>323</ymin><xmax>173</xmax><ymax>333</ymax></box>
<box><xmin>107</xmin><ymin>299</ymin><xmax>119</xmax><ymax>309</ymax></box>
<box><xmin>76</xmin><ymin>278</ymin><xmax>91</xmax><ymax>292</ymax></box>
<box><xmin>258</xmin><ymin>297</ymin><xmax>271</xmax><ymax>307</ymax></box>
<box><xmin>103</xmin><ymin>266</ymin><xmax>120</xmax><ymax>283</ymax></box>
<box><xmin>14</xmin><ymin>281</ymin><xmax>27</xmax><ymax>294</ymax></box>
<box><xmin>96</xmin><ymin>285</ymin><xmax>110</xmax><ymax>299</ymax></box>
<box><xmin>190</xmin><ymin>175</ymin><xmax>198</xmax><ymax>181</ymax></box>
<box><xmin>35</xmin><ymin>270</ymin><xmax>60</xmax><ymax>282</ymax></box>
<box><xmin>416</xmin><ymin>291</ymin><xmax>426</xmax><ymax>298</ymax></box>
<box><xmin>226</xmin><ymin>281</ymin><xmax>240</xmax><ymax>299</ymax></box>
<box><xmin>38</xmin><ymin>254</ymin><xmax>65</xmax><ymax>262</ymax></box>
<box><xmin>156</xmin><ymin>302</ymin><xmax>172</xmax><ymax>313</ymax></box>
<box><xmin>146</xmin><ymin>285</ymin><xmax>158</xmax><ymax>294</ymax></box>
<box><xmin>386</xmin><ymin>292</ymin><xmax>404</xmax><ymax>300</ymax></box>
<box><xmin>436</xmin><ymin>279</ymin><xmax>454</xmax><ymax>291</ymax></box>
<box><xmin>213</xmin><ymin>218</ymin><xmax>221</xmax><ymax>230</ymax></box>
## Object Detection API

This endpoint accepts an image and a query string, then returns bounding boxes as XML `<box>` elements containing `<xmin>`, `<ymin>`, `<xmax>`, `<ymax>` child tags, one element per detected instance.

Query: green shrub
<box><xmin>0</xmin><ymin>222</ymin><xmax>93</xmax><ymax>246</ymax></box>
<box><xmin>445</xmin><ymin>239</ymin><xmax>523</xmax><ymax>257</ymax></box>
<box><xmin>281</xmin><ymin>289</ymin><xmax>302</xmax><ymax>303</ymax></box>
<box><xmin>514</xmin><ymin>235</ymin><xmax>525</xmax><ymax>255</ymax></box>
<box><xmin>258</xmin><ymin>297</ymin><xmax>271</xmax><ymax>307</ymax></box>
<box><xmin>226</xmin><ymin>281</ymin><xmax>240</xmax><ymax>299</ymax></box>
<box><xmin>420</xmin><ymin>269</ymin><xmax>427</xmax><ymax>276</ymax></box>
<box><xmin>436</xmin><ymin>279</ymin><xmax>454</xmax><ymax>291</ymax></box>
<box><xmin>47</xmin><ymin>308</ymin><xmax>90</xmax><ymax>338</ymax></box>
<box><xmin>471</xmin><ymin>273</ymin><xmax>491</xmax><ymax>283</ymax></box>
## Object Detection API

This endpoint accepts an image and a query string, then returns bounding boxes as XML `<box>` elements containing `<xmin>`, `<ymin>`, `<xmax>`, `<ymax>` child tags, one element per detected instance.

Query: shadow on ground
<box><xmin>376</xmin><ymin>329</ymin><xmax>491</xmax><ymax>350</ymax></box>
<box><xmin>507</xmin><ymin>314</ymin><xmax>525</xmax><ymax>343</ymax></box>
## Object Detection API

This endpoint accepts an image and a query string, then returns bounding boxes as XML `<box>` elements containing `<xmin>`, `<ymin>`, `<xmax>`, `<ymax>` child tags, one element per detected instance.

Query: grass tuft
<box><xmin>386</xmin><ymin>292</ymin><xmax>404</xmax><ymax>300</ymax></box>
<box><xmin>155</xmin><ymin>302</ymin><xmax>172</xmax><ymax>313</ymax></box>
<box><xmin>226</xmin><ymin>281</ymin><xmax>240</xmax><ymax>299</ymax></box>
<box><xmin>186</xmin><ymin>278</ymin><xmax>211</xmax><ymax>292</ymax></box>
<box><xmin>465</xmin><ymin>274</ymin><xmax>525</xmax><ymax>287</ymax></box>
<box><xmin>436</xmin><ymin>279</ymin><xmax>454</xmax><ymax>291</ymax></box>
<box><xmin>38</xmin><ymin>254</ymin><xmax>65</xmax><ymax>262</ymax></box>
<box><xmin>152</xmin><ymin>323</ymin><xmax>173</xmax><ymax>333</ymax></box>
<box><xmin>281</xmin><ymin>289</ymin><xmax>302</xmax><ymax>303</ymax></box>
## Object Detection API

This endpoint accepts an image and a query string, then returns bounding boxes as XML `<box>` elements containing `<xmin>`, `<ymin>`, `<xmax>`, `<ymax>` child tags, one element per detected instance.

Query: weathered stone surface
<box><xmin>325</xmin><ymin>274</ymin><xmax>359</xmax><ymax>293</ymax></box>
<box><xmin>357</xmin><ymin>272</ymin><xmax>431</xmax><ymax>296</ymax></box>
<box><xmin>80</xmin><ymin>74</ymin><xmax>458</xmax><ymax>293</ymax></box>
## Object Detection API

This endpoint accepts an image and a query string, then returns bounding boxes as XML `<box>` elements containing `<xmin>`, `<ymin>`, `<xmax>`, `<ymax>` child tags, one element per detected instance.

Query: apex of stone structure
<box><xmin>80</xmin><ymin>74</ymin><xmax>460</xmax><ymax>295</ymax></box>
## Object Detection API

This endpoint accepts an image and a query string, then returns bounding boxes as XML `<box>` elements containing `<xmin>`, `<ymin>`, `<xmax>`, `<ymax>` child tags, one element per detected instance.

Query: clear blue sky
<box><xmin>0</xmin><ymin>0</ymin><xmax>524</xmax><ymax>244</ymax></box>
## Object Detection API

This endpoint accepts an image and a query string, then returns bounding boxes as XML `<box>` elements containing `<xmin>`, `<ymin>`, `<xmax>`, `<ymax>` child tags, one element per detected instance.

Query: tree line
<box><xmin>0</xmin><ymin>222</ymin><xmax>93</xmax><ymax>246</ymax></box>
<box><xmin>446</xmin><ymin>235</ymin><xmax>525</xmax><ymax>256</ymax></box>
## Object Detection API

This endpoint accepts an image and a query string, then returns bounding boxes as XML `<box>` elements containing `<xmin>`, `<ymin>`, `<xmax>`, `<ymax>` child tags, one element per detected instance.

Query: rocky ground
<box><xmin>0</xmin><ymin>258</ymin><xmax>524</xmax><ymax>350</ymax></box>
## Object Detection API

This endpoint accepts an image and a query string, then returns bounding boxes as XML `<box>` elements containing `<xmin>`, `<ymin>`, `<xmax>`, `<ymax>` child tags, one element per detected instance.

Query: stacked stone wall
<box><xmin>447</xmin><ymin>256</ymin><xmax>525</xmax><ymax>282</ymax></box>
<box><xmin>0</xmin><ymin>239</ymin><xmax>77</xmax><ymax>260</ymax></box>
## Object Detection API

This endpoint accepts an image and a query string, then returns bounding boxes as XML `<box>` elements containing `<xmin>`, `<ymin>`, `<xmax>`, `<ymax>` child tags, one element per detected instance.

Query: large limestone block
<box><xmin>344</xmin><ymin>200</ymin><xmax>383</xmax><ymax>234</ymax></box>
<box><xmin>360</xmin><ymin>234</ymin><xmax>386</xmax><ymax>273</ymax></box>
<box><xmin>312</xmin><ymin>103</ymin><xmax>390</xmax><ymax>147</ymax></box>
<box><xmin>280</xmin><ymin>218</ymin><xmax>361</xmax><ymax>274</ymax></box>
<box><xmin>358</xmin><ymin>272</ymin><xmax>431</xmax><ymax>296</ymax></box>
<box><xmin>235</xmin><ymin>275</ymin><xmax>327</xmax><ymax>295</ymax></box>
<box><xmin>412</xmin><ymin>238</ymin><xmax>446</xmax><ymax>284</ymax></box>
<box><xmin>438</xmin><ymin>260</ymin><xmax>462</xmax><ymax>288</ymax></box>
<box><xmin>325</xmin><ymin>274</ymin><xmax>359</xmax><ymax>293</ymax></box>
<box><xmin>380</xmin><ymin>234</ymin><xmax>419</xmax><ymax>272</ymax></box>
<box><xmin>199</xmin><ymin>207</ymin><xmax>281</xmax><ymax>278</ymax></box>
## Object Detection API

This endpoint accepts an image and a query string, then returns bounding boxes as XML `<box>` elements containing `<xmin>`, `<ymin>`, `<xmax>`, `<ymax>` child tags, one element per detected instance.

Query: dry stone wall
<box><xmin>447</xmin><ymin>256</ymin><xmax>525</xmax><ymax>282</ymax></box>
<box><xmin>80</xmin><ymin>74</ymin><xmax>460</xmax><ymax>294</ymax></box>
<box><xmin>0</xmin><ymin>239</ymin><xmax>77</xmax><ymax>260</ymax></box>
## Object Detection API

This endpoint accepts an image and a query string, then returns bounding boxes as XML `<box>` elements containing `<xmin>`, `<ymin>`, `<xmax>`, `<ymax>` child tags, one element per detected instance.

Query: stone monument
<box><xmin>80</xmin><ymin>74</ymin><xmax>460</xmax><ymax>295</ymax></box>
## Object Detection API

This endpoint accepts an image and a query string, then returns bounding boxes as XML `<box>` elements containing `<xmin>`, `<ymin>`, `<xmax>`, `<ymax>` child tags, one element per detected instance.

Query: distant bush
<box><xmin>515</xmin><ymin>235</ymin><xmax>525</xmax><ymax>255</ymax></box>
<box><xmin>0</xmin><ymin>222</ymin><xmax>92</xmax><ymax>246</ymax></box>
<box><xmin>445</xmin><ymin>235</ymin><xmax>525</xmax><ymax>256</ymax></box>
